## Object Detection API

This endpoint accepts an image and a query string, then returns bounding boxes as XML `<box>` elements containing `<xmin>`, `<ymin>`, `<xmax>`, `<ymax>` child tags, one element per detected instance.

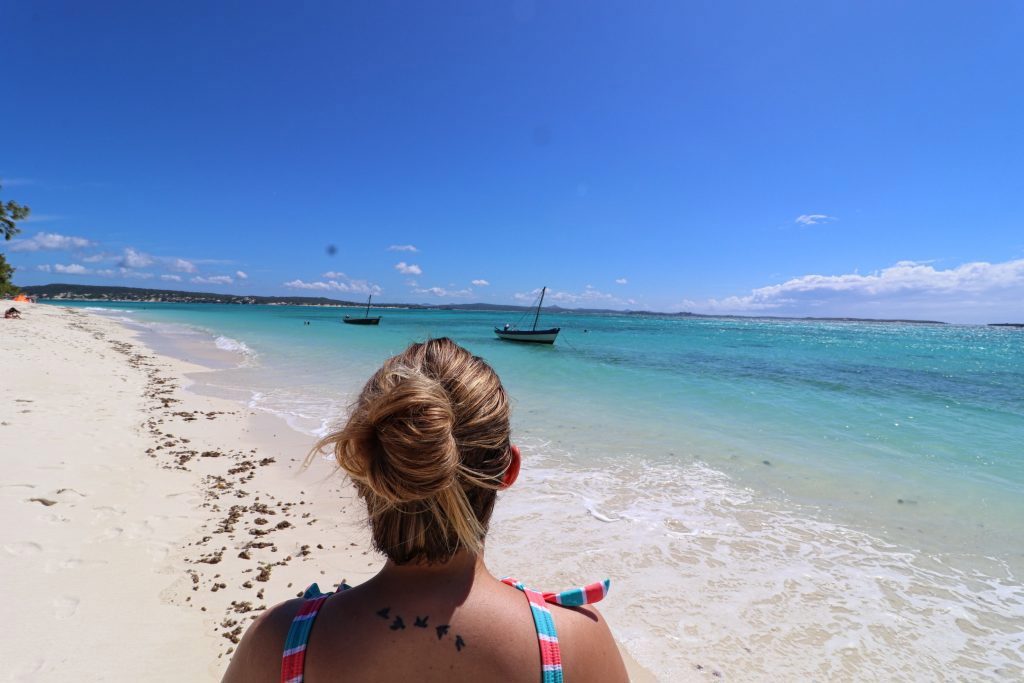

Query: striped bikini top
<box><xmin>281</xmin><ymin>577</ymin><xmax>611</xmax><ymax>683</ymax></box>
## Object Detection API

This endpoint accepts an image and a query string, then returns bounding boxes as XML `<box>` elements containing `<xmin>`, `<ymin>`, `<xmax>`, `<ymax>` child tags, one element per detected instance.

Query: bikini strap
<box><xmin>280</xmin><ymin>582</ymin><xmax>349</xmax><ymax>683</ymax></box>
<box><xmin>501</xmin><ymin>578</ymin><xmax>611</xmax><ymax>683</ymax></box>
<box><xmin>279</xmin><ymin>577</ymin><xmax>608</xmax><ymax>683</ymax></box>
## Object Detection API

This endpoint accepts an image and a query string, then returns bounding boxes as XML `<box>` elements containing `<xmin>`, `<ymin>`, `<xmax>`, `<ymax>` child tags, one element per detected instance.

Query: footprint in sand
<box><xmin>56</xmin><ymin>487</ymin><xmax>87</xmax><ymax>497</ymax></box>
<box><xmin>44</xmin><ymin>557</ymin><xmax>109</xmax><ymax>574</ymax></box>
<box><xmin>95</xmin><ymin>526</ymin><xmax>125</xmax><ymax>541</ymax></box>
<box><xmin>147</xmin><ymin>541</ymin><xmax>172</xmax><ymax>562</ymax></box>
<box><xmin>53</xmin><ymin>596</ymin><xmax>80</xmax><ymax>619</ymax></box>
<box><xmin>92</xmin><ymin>505</ymin><xmax>126</xmax><ymax>522</ymax></box>
<box><xmin>3</xmin><ymin>541</ymin><xmax>43</xmax><ymax>557</ymax></box>
<box><xmin>165</xmin><ymin>491</ymin><xmax>203</xmax><ymax>506</ymax></box>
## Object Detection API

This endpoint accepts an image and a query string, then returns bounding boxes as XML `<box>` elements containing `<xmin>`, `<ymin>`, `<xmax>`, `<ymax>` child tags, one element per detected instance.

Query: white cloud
<box><xmin>81</xmin><ymin>252</ymin><xmax>113</xmax><ymax>263</ymax></box>
<box><xmin>9</xmin><ymin>232</ymin><xmax>94</xmax><ymax>252</ymax></box>
<box><xmin>115</xmin><ymin>269</ymin><xmax>153</xmax><ymax>279</ymax></box>
<box><xmin>119</xmin><ymin>247</ymin><xmax>154</xmax><ymax>268</ymax></box>
<box><xmin>37</xmin><ymin>262</ymin><xmax>155</xmax><ymax>278</ymax></box>
<box><xmin>170</xmin><ymin>258</ymin><xmax>197</xmax><ymax>273</ymax></box>
<box><xmin>513</xmin><ymin>288</ymin><xmax>542</xmax><ymax>302</ymax></box>
<box><xmin>414</xmin><ymin>286</ymin><xmax>472</xmax><ymax>298</ymax></box>
<box><xmin>683</xmin><ymin>258</ymin><xmax>1024</xmax><ymax>323</ymax></box>
<box><xmin>388</xmin><ymin>244</ymin><xmax>419</xmax><ymax>252</ymax></box>
<box><xmin>235</xmin><ymin>270</ymin><xmax>248</xmax><ymax>279</ymax></box>
<box><xmin>161</xmin><ymin>274</ymin><xmax>182</xmax><ymax>282</ymax></box>
<box><xmin>322</xmin><ymin>271</ymin><xmax>346</xmax><ymax>279</ymax></box>
<box><xmin>55</xmin><ymin>263</ymin><xmax>90</xmax><ymax>275</ymax></box>
<box><xmin>284</xmin><ymin>277</ymin><xmax>382</xmax><ymax>296</ymax></box>
<box><xmin>513</xmin><ymin>285</ymin><xmax>633</xmax><ymax>308</ymax></box>
<box><xmin>471</xmin><ymin>279</ymin><xmax>490</xmax><ymax>286</ymax></box>
<box><xmin>192</xmin><ymin>275</ymin><xmax>234</xmax><ymax>285</ymax></box>
<box><xmin>285</xmin><ymin>279</ymin><xmax>331</xmax><ymax>291</ymax></box>
<box><xmin>395</xmin><ymin>262</ymin><xmax>422</xmax><ymax>276</ymax></box>
<box><xmin>795</xmin><ymin>214</ymin><xmax>836</xmax><ymax>226</ymax></box>
<box><xmin>615</xmin><ymin>277</ymin><xmax>628</xmax><ymax>285</ymax></box>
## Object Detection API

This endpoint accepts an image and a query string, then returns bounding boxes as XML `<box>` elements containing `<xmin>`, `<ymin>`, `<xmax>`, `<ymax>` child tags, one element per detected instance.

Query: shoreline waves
<box><xmin>5</xmin><ymin>301</ymin><xmax>1023</xmax><ymax>681</ymax></box>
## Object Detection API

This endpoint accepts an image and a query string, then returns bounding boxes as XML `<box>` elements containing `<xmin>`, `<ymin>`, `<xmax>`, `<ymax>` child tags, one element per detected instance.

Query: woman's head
<box><xmin>317</xmin><ymin>338</ymin><xmax>513</xmax><ymax>564</ymax></box>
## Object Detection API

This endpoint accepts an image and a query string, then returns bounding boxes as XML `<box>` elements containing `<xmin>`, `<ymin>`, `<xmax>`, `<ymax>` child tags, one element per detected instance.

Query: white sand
<box><xmin>0</xmin><ymin>303</ymin><xmax>373</xmax><ymax>681</ymax></box>
<box><xmin>0</xmin><ymin>302</ymin><xmax>655</xmax><ymax>682</ymax></box>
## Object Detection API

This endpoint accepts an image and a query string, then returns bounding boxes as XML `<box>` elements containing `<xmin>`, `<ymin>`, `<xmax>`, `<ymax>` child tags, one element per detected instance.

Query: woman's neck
<box><xmin>371</xmin><ymin>550</ymin><xmax>492</xmax><ymax>602</ymax></box>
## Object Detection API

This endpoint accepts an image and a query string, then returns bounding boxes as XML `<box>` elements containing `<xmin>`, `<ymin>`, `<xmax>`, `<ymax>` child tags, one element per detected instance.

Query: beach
<box><xmin>0</xmin><ymin>302</ymin><xmax>376</xmax><ymax>680</ymax></box>
<box><xmin>4</xmin><ymin>301</ymin><xmax>1024</xmax><ymax>681</ymax></box>
<box><xmin>0</xmin><ymin>303</ymin><xmax>654</xmax><ymax>682</ymax></box>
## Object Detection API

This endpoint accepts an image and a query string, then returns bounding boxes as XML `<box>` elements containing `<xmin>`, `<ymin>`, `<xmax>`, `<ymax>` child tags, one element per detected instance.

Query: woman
<box><xmin>223</xmin><ymin>338</ymin><xmax>629</xmax><ymax>683</ymax></box>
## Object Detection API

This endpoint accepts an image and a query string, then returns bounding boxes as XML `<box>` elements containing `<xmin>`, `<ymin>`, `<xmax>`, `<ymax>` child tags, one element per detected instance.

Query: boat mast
<box><xmin>532</xmin><ymin>286</ymin><xmax>546</xmax><ymax>331</ymax></box>
<box><xmin>365</xmin><ymin>295</ymin><xmax>372</xmax><ymax>318</ymax></box>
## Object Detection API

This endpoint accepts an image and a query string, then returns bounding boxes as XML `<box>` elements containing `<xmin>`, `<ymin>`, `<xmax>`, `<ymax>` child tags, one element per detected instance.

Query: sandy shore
<box><xmin>0</xmin><ymin>302</ymin><xmax>381</xmax><ymax>681</ymax></box>
<box><xmin>0</xmin><ymin>302</ymin><xmax>654</xmax><ymax>682</ymax></box>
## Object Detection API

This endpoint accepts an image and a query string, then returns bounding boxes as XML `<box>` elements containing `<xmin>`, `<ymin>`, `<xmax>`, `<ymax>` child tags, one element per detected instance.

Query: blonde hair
<box><xmin>315</xmin><ymin>338</ymin><xmax>512</xmax><ymax>564</ymax></box>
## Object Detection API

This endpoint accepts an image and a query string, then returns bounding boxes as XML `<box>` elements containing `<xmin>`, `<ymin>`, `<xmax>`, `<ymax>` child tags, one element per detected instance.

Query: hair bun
<box><xmin>352</xmin><ymin>368</ymin><xmax>460</xmax><ymax>504</ymax></box>
<box><xmin>316</xmin><ymin>338</ymin><xmax>512</xmax><ymax>563</ymax></box>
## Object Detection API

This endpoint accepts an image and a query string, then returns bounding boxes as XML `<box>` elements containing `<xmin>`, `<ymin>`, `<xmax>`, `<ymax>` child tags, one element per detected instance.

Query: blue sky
<box><xmin>3</xmin><ymin>1</ymin><xmax>1023</xmax><ymax>322</ymax></box>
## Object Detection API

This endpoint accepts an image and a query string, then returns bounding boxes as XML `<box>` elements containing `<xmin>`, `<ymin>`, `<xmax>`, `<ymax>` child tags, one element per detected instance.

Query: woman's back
<box><xmin>224</xmin><ymin>554</ymin><xmax>627</xmax><ymax>682</ymax></box>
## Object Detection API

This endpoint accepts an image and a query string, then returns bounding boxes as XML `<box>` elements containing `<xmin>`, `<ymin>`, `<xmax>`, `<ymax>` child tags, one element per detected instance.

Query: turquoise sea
<box><xmin>58</xmin><ymin>302</ymin><xmax>1024</xmax><ymax>680</ymax></box>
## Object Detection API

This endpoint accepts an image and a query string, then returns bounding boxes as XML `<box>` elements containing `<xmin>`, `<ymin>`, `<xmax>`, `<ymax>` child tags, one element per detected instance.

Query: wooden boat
<box><xmin>343</xmin><ymin>295</ymin><xmax>382</xmax><ymax>325</ymax></box>
<box><xmin>495</xmin><ymin>286</ymin><xmax>560</xmax><ymax>344</ymax></box>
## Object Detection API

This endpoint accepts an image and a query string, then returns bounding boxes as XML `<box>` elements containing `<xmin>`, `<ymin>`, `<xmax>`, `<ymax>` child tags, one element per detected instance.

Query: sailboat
<box><xmin>494</xmin><ymin>286</ymin><xmax>560</xmax><ymax>344</ymax></box>
<box><xmin>343</xmin><ymin>294</ymin><xmax>382</xmax><ymax>325</ymax></box>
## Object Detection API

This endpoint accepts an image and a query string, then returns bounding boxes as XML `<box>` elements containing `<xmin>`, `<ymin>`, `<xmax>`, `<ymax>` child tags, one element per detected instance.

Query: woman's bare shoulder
<box><xmin>553</xmin><ymin>603</ymin><xmax>631</xmax><ymax>683</ymax></box>
<box><xmin>220</xmin><ymin>597</ymin><xmax>305</xmax><ymax>683</ymax></box>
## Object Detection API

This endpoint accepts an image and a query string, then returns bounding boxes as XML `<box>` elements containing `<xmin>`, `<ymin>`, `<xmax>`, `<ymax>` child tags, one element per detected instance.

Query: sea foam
<box><xmin>489</xmin><ymin>439</ymin><xmax>1024</xmax><ymax>681</ymax></box>
<box><xmin>214</xmin><ymin>335</ymin><xmax>255</xmax><ymax>356</ymax></box>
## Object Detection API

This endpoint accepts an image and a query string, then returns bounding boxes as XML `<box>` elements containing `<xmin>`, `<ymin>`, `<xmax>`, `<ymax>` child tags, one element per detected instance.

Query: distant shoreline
<box><xmin>20</xmin><ymin>282</ymin><xmax>957</xmax><ymax>325</ymax></box>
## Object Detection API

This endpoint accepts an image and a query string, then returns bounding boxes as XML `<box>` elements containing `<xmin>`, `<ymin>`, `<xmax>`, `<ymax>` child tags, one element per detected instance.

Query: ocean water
<box><xmin>61</xmin><ymin>302</ymin><xmax>1024</xmax><ymax>680</ymax></box>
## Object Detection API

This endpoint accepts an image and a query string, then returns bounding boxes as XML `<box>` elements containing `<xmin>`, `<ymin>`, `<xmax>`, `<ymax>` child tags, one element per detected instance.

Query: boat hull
<box><xmin>343</xmin><ymin>317</ymin><xmax>381</xmax><ymax>325</ymax></box>
<box><xmin>494</xmin><ymin>327</ymin><xmax>560</xmax><ymax>344</ymax></box>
